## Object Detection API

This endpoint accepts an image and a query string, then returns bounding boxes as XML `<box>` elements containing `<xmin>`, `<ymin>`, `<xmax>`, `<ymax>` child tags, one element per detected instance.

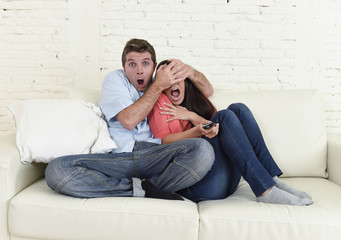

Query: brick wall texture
<box><xmin>1</xmin><ymin>0</ymin><xmax>341</xmax><ymax>135</ymax></box>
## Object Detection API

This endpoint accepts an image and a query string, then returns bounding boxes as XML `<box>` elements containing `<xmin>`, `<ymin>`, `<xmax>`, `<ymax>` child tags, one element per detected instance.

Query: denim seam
<box><xmin>71</xmin><ymin>156</ymin><xmax>135</xmax><ymax>166</ymax></box>
<box><xmin>137</xmin><ymin>145</ymin><xmax>187</xmax><ymax>159</ymax></box>
<box><xmin>85</xmin><ymin>169</ymin><xmax>126</xmax><ymax>189</ymax></box>
<box><xmin>56</xmin><ymin>167</ymin><xmax>84</xmax><ymax>192</ymax></box>
<box><xmin>56</xmin><ymin>167</ymin><xmax>131</xmax><ymax>193</ymax></box>
<box><xmin>133</xmin><ymin>151</ymin><xmax>139</xmax><ymax>178</ymax></box>
<box><xmin>223</xmin><ymin>119</ymin><xmax>271</xmax><ymax>195</ymax></box>
<box><xmin>154</xmin><ymin>156</ymin><xmax>200</xmax><ymax>187</ymax></box>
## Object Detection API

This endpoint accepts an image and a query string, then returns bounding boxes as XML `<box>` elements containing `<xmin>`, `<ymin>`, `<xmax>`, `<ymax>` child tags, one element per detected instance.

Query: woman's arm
<box><xmin>160</xmin><ymin>103</ymin><xmax>206</xmax><ymax>126</ymax></box>
<box><xmin>148</xmin><ymin>94</ymin><xmax>219</xmax><ymax>145</ymax></box>
<box><xmin>162</xmin><ymin>126</ymin><xmax>201</xmax><ymax>144</ymax></box>
<box><xmin>161</xmin><ymin>120</ymin><xmax>219</xmax><ymax>144</ymax></box>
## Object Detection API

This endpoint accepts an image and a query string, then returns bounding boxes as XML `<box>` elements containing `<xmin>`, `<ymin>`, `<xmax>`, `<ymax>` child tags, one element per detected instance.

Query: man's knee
<box><xmin>189</xmin><ymin>138</ymin><xmax>215</xmax><ymax>178</ymax></box>
<box><xmin>45</xmin><ymin>157</ymin><xmax>67</xmax><ymax>192</ymax></box>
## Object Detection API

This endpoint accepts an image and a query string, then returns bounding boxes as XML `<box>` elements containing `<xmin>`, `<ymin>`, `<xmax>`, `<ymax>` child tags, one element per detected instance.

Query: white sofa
<box><xmin>1</xmin><ymin>89</ymin><xmax>341</xmax><ymax>240</ymax></box>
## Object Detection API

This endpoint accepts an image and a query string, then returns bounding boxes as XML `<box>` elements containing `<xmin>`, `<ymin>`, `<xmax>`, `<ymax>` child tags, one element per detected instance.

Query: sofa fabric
<box><xmin>198</xmin><ymin>178</ymin><xmax>341</xmax><ymax>240</ymax></box>
<box><xmin>9</xmin><ymin>179</ymin><xmax>199</xmax><ymax>240</ymax></box>
<box><xmin>210</xmin><ymin>90</ymin><xmax>327</xmax><ymax>178</ymax></box>
<box><xmin>1</xmin><ymin>89</ymin><xmax>341</xmax><ymax>240</ymax></box>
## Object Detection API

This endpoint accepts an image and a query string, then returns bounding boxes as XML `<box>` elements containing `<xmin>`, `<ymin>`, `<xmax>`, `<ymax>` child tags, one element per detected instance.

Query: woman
<box><xmin>148</xmin><ymin>60</ymin><xmax>313</xmax><ymax>205</ymax></box>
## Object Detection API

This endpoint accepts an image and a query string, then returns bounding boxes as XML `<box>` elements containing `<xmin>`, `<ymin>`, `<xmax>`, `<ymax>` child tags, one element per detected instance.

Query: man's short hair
<box><xmin>121</xmin><ymin>39</ymin><xmax>156</xmax><ymax>65</ymax></box>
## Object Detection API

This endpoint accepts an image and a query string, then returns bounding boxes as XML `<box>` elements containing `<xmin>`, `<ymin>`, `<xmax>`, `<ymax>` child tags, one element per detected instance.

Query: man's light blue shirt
<box><xmin>99</xmin><ymin>69</ymin><xmax>161</xmax><ymax>153</ymax></box>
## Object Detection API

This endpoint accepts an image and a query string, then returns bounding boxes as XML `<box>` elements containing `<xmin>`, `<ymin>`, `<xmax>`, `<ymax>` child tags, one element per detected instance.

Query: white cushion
<box><xmin>8</xmin><ymin>99</ymin><xmax>117</xmax><ymax>164</ymax></box>
<box><xmin>210</xmin><ymin>89</ymin><xmax>327</xmax><ymax>178</ymax></box>
<box><xmin>198</xmin><ymin>178</ymin><xmax>341</xmax><ymax>240</ymax></box>
<box><xmin>8</xmin><ymin>179</ymin><xmax>199</xmax><ymax>240</ymax></box>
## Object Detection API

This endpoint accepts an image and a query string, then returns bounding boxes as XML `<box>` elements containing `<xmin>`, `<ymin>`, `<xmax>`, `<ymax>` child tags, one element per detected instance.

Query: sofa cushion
<box><xmin>198</xmin><ymin>178</ymin><xmax>341</xmax><ymax>240</ymax></box>
<box><xmin>8</xmin><ymin>179</ymin><xmax>199</xmax><ymax>240</ymax></box>
<box><xmin>210</xmin><ymin>89</ymin><xmax>327</xmax><ymax>178</ymax></box>
<box><xmin>8</xmin><ymin>99</ymin><xmax>117</xmax><ymax>164</ymax></box>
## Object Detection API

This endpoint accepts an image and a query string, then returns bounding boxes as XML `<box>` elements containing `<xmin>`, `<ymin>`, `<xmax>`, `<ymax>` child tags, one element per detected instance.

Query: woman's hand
<box><xmin>198</xmin><ymin>122</ymin><xmax>219</xmax><ymax>139</ymax></box>
<box><xmin>160</xmin><ymin>103</ymin><xmax>198</xmax><ymax>122</ymax></box>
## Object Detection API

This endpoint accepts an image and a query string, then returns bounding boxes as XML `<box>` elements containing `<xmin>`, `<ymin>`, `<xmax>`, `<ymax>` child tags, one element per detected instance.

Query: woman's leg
<box><xmin>211</xmin><ymin>109</ymin><xmax>276</xmax><ymax>197</ymax></box>
<box><xmin>177</xmin><ymin>137</ymin><xmax>237</xmax><ymax>202</ymax></box>
<box><xmin>223</xmin><ymin>104</ymin><xmax>312</xmax><ymax>204</ymax></box>
<box><xmin>177</xmin><ymin>128</ymin><xmax>245</xmax><ymax>202</ymax></box>
<box><xmin>227</xmin><ymin>103</ymin><xmax>282</xmax><ymax>178</ymax></box>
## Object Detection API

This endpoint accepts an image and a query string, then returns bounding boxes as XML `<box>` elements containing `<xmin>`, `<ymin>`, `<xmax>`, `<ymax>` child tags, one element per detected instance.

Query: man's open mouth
<box><xmin>137</xmin><ymin>79</ymin><xmax>144</xmax><ymax>85</ymax></box>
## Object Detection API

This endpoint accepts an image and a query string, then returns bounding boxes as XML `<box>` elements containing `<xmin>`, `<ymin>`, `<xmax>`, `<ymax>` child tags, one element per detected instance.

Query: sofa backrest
<box><xmin>68</xmin><ymin>88</ymin><xmax>328</xmax><ymax>178</ymax></box>
<box><xmin>210</xmin><ymin>89</ymin><xmax>327</xmax><ymax>178</ymax></box>
<box><xmin>68</xmin><ymin>88</ymin><xmax>101</xmax><ymax>105</ymax></box>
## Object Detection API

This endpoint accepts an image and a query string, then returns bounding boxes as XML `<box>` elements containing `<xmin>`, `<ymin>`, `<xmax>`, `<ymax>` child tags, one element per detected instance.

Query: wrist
<box><xmin>188</xmin><ymin>68</ymin><xmax>197</xmax><ymax>81</ymax></box>
<box><xmin>190</xmin><ymin>113</ymin><xmax>205</xmax><ymax>126</ymax></box>
<box><xmin>149</xmin><ymin>81</ymin><xmax>164</xmax><ymax>94</ymax></box>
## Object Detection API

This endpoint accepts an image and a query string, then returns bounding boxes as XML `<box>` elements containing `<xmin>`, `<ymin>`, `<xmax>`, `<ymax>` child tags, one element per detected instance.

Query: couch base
<box><xmin>198</xmin><ymin>177</ymin><xmax>341</xmax><ymax>240</ymax></box>
<box><xmin>8</xmin><ymin>177</ymin><xmax>341</xmax><ymax>240</ymax></box>
<box><xmin>8</xmin><ymin>179</ymin><xmax>199</xmax><ymax>240</ymax></box>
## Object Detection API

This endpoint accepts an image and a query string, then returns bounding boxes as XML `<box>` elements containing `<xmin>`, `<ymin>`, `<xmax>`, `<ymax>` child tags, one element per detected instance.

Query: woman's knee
<box><xmin>213</xmin><ymin>109</ymin><xmax>240</xmax><ymax>128</ymax></box>
<box><xmin>213</xmin><ymin>108</ymin><xmax>235</xmax><ymax>120</ymax></box>
<box><xmin>228</xmin><ymin>102</ymin><xmax>249</xmax><ymax>113</ymax></box>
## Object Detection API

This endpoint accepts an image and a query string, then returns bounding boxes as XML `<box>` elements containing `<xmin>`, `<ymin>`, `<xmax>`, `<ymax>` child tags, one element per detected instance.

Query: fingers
<box><xmin>168</xmin><ymin>59</ymin><xmax>194</xmax><ymax>80</ymax></box>
<box><xmin>165</xmin><ymin>59</ymin><xmax>189</xmax><ymax>82</ymax></box>
<box><xmin>200</xmin><ymin>123</ymin><xmax>219</xmax><ymax>139</ymax></box>
<box><xmin>166</xmin><ymin>117</ymin><xmax>176</xmax><ymax>122</ymax></box>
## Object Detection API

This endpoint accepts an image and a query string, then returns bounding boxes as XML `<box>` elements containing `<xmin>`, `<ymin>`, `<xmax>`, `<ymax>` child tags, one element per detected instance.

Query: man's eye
<box><xmin>143</xmin><ymin>62</ymin><xmax>150</xmax><ymax>66</ymax></box>
<box><xmin>129</xmin><ymin>63</ymin><xmax>135</xmax><ymax>67</ymax></box>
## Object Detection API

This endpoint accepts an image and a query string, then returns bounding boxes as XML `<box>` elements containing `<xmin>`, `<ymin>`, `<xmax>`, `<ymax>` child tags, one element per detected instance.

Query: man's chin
<box><xmin>135</xmin><ymin>85</ymin><xmax>147</xmax><ymax>92</ymax></box>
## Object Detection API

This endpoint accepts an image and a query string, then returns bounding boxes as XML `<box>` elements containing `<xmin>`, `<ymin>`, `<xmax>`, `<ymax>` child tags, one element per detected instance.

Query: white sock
<box><xmin>257</xmin><ymin>186</ymin><xmax>312</xmax><ymax>206</ymax></box>
<box><xmin>273</xmin><ymin>176</ymin><xmax>312</xmax><ymax>201</ymax></box>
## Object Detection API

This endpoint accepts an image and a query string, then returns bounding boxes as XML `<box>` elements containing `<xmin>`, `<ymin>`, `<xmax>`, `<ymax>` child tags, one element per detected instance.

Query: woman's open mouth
<box><xmin>170</xmin><ymin>87</ymin><xmax>181</xmax><ymax>102</ymax></box>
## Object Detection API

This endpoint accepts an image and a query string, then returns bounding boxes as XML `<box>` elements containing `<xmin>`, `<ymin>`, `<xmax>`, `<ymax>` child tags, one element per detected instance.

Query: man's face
<box><xmin>123</xmin><ymin>51</ymin><xmax>156</xmax><ymax>92</ymax></box>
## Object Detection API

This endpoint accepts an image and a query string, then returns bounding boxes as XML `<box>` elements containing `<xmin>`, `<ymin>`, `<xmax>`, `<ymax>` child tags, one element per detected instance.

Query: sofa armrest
<box><xmin>327</xmin><ymin>132</ymin><xmax>341</xmax><ymax>186</ymax></box>
<box><xmin>0</xmin><ymin>133</ymin><xmax>46</xmax><ymax>240</ymax></box>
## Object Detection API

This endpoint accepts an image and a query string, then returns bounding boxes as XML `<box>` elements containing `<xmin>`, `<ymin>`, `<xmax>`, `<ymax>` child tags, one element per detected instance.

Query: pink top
<box><xmin>148</xmin><ymin>93</ymin><xmax>191</xmax><ymax>140</ymax></box>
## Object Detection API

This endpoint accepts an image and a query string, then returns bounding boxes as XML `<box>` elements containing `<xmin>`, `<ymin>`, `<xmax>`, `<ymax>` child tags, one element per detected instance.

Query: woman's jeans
<box><xmin>45</xmin><ymin>138</ymin><xmax>214</xmax><ymax>198</ymax></box>
<box><xmin>178</xmin><ymin>103</ymin><xmax>283</xmax><ymax>202</ymax></box>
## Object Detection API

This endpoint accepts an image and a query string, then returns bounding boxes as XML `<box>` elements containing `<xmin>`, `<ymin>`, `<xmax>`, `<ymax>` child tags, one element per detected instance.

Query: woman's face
<box><xmin>164</xmin><ymin>80</ymin><xmax>185</xmax><ymax>106</ymax></box>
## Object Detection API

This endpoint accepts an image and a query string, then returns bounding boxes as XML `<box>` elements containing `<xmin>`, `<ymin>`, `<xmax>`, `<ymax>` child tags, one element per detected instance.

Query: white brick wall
<box><xmin>1</xmin><ymin>0</ymin><xmax>341</xmax><ymax>136</ymax></box>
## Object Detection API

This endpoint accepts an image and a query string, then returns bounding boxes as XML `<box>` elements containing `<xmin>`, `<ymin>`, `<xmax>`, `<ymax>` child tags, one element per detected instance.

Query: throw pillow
<box><xmin>8</xmin><ymin>99</ymin><xmax>117</xmax><ymax>164</ymax></box>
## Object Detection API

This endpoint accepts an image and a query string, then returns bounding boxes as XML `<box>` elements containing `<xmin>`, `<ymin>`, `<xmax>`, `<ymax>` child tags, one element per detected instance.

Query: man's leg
<box><xmin>45</xmin><ymin>138</ymin><xmax>214</xmax><ymax>199</ymax></box>
<box><xmin>45</xmin><ymin>151</ymin><xmax>137</xmax><ymax>198</ymax></box>
<box><xmin>135</xmin><ymin>138</ymin><xmax>215</xmax><ymax>193</ymax></box>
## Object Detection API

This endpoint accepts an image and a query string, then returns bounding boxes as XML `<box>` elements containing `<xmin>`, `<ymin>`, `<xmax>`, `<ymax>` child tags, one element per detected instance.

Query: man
<box><xmin>45</xmin><ymin>39</ymin><xmax>214</xmax><ymax>201</ymax></box>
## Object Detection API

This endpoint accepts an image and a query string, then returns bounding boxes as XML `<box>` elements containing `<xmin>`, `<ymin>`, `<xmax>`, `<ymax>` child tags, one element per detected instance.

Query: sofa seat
<box><xmin>8</xmin><ymin>179</ymin><xmax>199</xmax><ymax>240</ymax></box>
<box><xmin>198</xmin><ymin>178</ymin><xmax>341</xmax><ymax>240</ymax></box>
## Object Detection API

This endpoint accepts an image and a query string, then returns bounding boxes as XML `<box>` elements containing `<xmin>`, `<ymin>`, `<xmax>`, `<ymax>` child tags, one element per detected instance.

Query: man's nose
<box><xmin>137</xmin><ymin>64</ymin><xmax>143</xmax><ymax>74</ymax></box>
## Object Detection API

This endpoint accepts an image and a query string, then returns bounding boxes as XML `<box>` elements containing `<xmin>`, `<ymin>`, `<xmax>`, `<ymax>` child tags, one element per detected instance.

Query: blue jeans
<box><xmin>178</xmin><ymin>103</ymin><xmax>283</xmax><ymax>202</ymax></box>
<box><xmin>45</xmin><ymin>138</ymin><xmax>215</xmax><ymax>198</ymax></box>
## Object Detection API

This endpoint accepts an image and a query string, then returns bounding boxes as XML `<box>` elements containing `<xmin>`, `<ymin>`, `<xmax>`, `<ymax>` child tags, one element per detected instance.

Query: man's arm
<box><xmin>188</xmin><ymin>69</ymin><xmax>214</xmax><ymax>97</ymax></box>
<box><xmin>168</xmin><ymin>59</ymin><xmax>214</xmax><ymax>97</ymax></box>
<box><xmin>116</xmin><ymin>83</ymin><xmax>163</xmax><ymax>130</ymax></box>
<box><xmin>117</xmin><ymin>62</ymin><xmax>184</xmax><ymax>130</ymax></box>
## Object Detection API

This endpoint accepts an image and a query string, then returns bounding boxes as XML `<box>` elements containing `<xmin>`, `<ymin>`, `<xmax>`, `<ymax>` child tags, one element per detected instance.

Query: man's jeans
<box><xmin>179</xmin><ymin>103</ymin><xmax>283</xmax><ymax>202</ymax></box>
<box><xmin>45</xmin><ymin>138</ymin><xmax>214</xmax><ymax>198</ymax></box>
